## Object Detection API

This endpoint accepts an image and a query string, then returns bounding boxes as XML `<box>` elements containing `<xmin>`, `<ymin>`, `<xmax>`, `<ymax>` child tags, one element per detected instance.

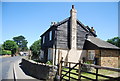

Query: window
<box><xmin>40</xmin><ymin>50</ymin><xmax>44</xmax><ymax>59</ymax></box>
<box><xmin>88</xmin><ymin>50</ymin><xmax>95</xmax><ymax>60</ymax></box>
<box><xmin>49</xmin><ymin>31</ymin><xmax>52</xmax><ymax>41</ymax></box>
<box><xmin>43</xmin><ymin>36</ymin><xmax>45</xmax><ymax>44</ymax></box>
<box><xmin>48</xmin><ymin>48</ymin><xmax>52</xmax><ymax>61</ymax></box>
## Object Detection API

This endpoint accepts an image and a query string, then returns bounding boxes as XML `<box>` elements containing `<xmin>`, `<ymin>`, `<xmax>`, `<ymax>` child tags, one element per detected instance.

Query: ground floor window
<box><xmin>40</xmin><ymin>50</ymin><xmax>44</xmax><ymax>59</ymax></box>
<box><xmin>88</xmin><ymin>50</ymin><xmax>95</xmax><ymax>60</ymax></box>
<box><xmin>48</xmin><ymin>48</ymin><xmax>53</xmax><ymax>61</ymax></box>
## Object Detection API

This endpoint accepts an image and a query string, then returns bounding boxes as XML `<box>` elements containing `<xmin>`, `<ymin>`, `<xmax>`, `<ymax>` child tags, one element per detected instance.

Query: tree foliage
<box><xmin>13</xmin><ymin>35</ymin><xmax>28</xmax><ymax>51</ymax></box>
<box><xmin>30</xmin><ymin>39</ymin><xmax>41</xmax><ymax>58</ymax></box>
<box><xmin>2</xmin><ymin>40</ymin><xmax>18</xmax><ymax>55</ymax></box>
<box><xmin>0</xmin><ymin>44</ymin><xmax>2</xmax><ymax>54</ymax></box>
<box><xmin>107</xmin><ymin>37</ymin><xmax>120</xmax><ymax>47</ymax></box>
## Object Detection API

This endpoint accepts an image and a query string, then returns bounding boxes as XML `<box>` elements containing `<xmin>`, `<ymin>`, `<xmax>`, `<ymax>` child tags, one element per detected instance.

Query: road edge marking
<box><xmin>13</xmin><ymin>63</ymin><xmax>17</xmax><ymax>81</ymax></box>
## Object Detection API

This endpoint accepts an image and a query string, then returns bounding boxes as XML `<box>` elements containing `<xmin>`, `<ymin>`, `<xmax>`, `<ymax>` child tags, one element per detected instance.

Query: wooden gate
<box><xmin>60</xmin><ymin>61</ymin><xmax>81</xmax><ymax>81</ymax></box>
<box><xmin>58</xmin><ymin>57</ymin><xmax>120</xmax><ymax>81</ymax></box>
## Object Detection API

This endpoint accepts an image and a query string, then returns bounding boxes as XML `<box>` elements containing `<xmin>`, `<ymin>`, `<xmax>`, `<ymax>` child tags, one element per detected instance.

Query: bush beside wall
<box><xmin>0</xmin><ymin>50</ymin><xmax>11</xmax><ymax>55</ymax></box>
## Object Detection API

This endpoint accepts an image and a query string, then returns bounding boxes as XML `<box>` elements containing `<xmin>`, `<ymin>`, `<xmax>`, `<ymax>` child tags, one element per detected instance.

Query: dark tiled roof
<box><xmin>87</xmin><ymin>36</ymin><xmax>120</xmax><ymax>49</ymax></box>
<box><xmin>40</xmin><ymin>17</ymin><xmax>97</xmax><ymax>37</ymax></box>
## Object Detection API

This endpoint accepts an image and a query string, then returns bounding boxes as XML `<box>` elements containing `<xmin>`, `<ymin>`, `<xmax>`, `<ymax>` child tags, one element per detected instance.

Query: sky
<box><xmin>1</xmin><ymin>0</ymin><xmax>120</xmax><ymax>2</ymax></box>
<box><xmin>2</xmin><ymin>2</ymin><xmax>119</xmax><ymax>47</ymax></box>
<box><xmin>118</xmin><ymin>2</ymin><xmax>120</xmax><ymax>37</ymax></box>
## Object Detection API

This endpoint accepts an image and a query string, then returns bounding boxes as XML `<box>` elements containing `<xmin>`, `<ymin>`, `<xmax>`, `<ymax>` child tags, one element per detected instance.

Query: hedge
<box><xmin>0</xmin><ymin>50</ymin><xmax>12</xmax><ymax>55</ymax></box>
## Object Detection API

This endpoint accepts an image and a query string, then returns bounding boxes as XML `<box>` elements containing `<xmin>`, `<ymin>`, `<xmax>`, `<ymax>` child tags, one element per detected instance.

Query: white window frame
<box><xmin>43</xmin><ymin>36</ymin><xmax>45</xmax><ymax>44</ymax></box>
<box><xmin>48</xmin><ymin>48</ymin><xmax>52</xmax><ymax>61</ymax></box>
<box><xmin>88</xmin><ymin>50</ymin><xmax>95</xmax><ymax>60</ymax></box>
<box><xmin>49</xmin><ymin>31</ymin><xmax>52</xmax><ymax>41</ymax></box>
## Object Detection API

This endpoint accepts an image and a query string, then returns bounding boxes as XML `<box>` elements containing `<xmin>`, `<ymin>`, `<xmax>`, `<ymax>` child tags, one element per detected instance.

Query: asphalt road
<box><xmin>0</xmin><ymin>56</ymin><xmax>21</xmax><ymax>80</ymax></box>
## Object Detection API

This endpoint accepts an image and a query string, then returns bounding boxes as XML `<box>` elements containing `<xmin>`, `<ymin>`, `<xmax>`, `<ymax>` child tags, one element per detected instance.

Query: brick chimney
<box><xmin>70</xmin><ymin>5</ymin><xmax>77</xmax><ymax>49</ymax></box>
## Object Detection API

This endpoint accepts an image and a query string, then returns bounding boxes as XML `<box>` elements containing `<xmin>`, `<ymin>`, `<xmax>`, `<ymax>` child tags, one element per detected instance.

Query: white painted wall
<box><xmin>51</xmin><ymin>49</ymin><xmax>87</xmax><ymax>65</ymax></box>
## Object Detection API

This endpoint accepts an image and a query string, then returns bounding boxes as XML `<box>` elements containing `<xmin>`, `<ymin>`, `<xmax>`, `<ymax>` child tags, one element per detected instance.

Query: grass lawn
<box><xmin>62</xmin><ymin>67</ymin><xmax>118</xmax><ymax>81</ymax></box>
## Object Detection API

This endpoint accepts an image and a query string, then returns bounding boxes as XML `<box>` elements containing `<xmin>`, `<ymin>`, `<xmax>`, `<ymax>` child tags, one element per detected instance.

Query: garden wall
<box><xmin>21</xmin><ymin>59</ymin><xmax>53</xmax><ymax>80</ymax></box>
<box><xmin>100</xmin><ymin>49</ymin><xmax>119</xmax><ymax>68</ymax></box>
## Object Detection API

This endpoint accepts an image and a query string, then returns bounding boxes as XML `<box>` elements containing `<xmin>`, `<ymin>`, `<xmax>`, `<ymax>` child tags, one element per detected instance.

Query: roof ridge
<box><xmin>55</xmin><ymin>17</ymin><xmax>70</xmax><ymax>26</ymax></box>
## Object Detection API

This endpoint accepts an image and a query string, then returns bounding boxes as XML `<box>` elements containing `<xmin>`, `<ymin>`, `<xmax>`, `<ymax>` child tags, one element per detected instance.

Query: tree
<box><xmin>13</xmin><ymin>35</ymin><xmax>28</xmax><ymax>51</ymax></box>
<box><xmin>0</xmin><ymin>44</ymin><xmax>2</xmax><ymax>54</ymax></box>
<box><xmin>2</xmin><ymin>40</ymin><xmax>18</xmax><ymax>56</ymax></box>
<box><xmin>107</xmin><ymin>37</ymin><xmax>120</xmax><ymax>47</ymax></box>
<box><xmin>30</xmin><ymin>39</ymin><xmax>41</xmax><ymax>59</ymax></box>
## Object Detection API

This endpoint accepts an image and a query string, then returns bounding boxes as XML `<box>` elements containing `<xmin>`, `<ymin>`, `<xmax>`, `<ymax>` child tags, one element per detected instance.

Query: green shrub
<box><xmin>46</xmin><ymin>61</ymin><xmax>52</xmax><ymax>65</ymax></box>
<box><xmin>1</xmin><ymin>50</ymin><xmax>11</xmax><ymax>55</ymax></box>
<box><xmin>0</xmin><ymin>51</ymin><xmax>2</xmax><ymax>55</ymax></box>
<box><xmin>85</xmin><ymin>61</ymin><xmax>91</xmax><ymax>64</ymax></box>
<box><xmin>81</xmin><ymin>64</ymin><xmax>92</xmax><ymax>72</ymax></box>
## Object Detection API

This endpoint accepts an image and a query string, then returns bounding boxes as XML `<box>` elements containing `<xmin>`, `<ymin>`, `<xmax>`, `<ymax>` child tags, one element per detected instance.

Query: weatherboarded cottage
<box><xmin>40</xmin><ymin>5</ymin><xmax>120</xmax><ymax>68</ymax></box>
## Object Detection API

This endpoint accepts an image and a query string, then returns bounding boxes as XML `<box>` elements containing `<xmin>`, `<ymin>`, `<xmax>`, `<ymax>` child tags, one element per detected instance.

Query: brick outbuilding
<box><xmin>83</xmin><ymin>36</ymin><xmax>120</xmax><ymax>68</ymax></box>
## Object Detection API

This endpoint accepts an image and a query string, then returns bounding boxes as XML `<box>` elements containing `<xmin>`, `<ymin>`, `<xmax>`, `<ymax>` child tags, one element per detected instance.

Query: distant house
<box><xmin>40</xmin><ymin>5</ymin><xmax>120</xmax><ymax>68</ymax></box>
<box><xmin>19</xmin><ymin>51</ymin><xmax>29</xmax><ymax>56</ymax></box>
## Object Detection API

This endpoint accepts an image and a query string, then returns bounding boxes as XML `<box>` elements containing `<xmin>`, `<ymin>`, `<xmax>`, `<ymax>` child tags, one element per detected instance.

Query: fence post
<box><xmin>58</xmin><ymin>52</ymin><xmax>62</xmax><ymax>75</ymax></box>
<box><xmin>78</xmin><ymin>61</ymin><xmax>81</xmax><ymax>81</ymax></box>
<box><xmin>96</xmin><ymin>68</ymin><xmax>98</xmax><ymax>81</ymax></box>
<box><xmin>60</xmin><ymin>57</ymin><xmax>63</xmax><ymax>81</ymax></box>
<box><xmin>69</xmin><ymin>63</ymin><xmax>71</xmax><ymax>81</ymax></box>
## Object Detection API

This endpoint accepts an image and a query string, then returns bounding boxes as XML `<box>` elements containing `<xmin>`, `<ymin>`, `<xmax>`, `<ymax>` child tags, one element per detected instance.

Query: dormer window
<box><xmin>49</xmin><ymin>31</ymin><xmax>52</xmax><ymax>41</ymax></box>
<box><xmin>43</xmin><ymin>36</ymin><xmax>45</xmax><ymax>44</ymax></box>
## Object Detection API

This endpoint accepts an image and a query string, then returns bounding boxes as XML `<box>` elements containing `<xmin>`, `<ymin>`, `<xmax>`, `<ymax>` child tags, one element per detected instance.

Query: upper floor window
<box><xmin>43</xmin><ymin>36</ymin><xmax>45</xmax><ymax>44</ymax></box>
<box><xmin>49</xmin><ymin>31</ymin><xmax>52</xmax><ymax>41</ymax></box>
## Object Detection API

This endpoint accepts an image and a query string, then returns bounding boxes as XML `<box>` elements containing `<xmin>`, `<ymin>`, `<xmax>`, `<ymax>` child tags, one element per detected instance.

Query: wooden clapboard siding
<box><xmin>41</xmin><ymin>18</ymin><xmax>96</xmax><ymax>50</ymax></box>
<box><xmin>41</xmin><ymin>26</ymin><xmax>56</xmax><ymax>50</ymax></box>
<box><xmin>77</xmin><ymin>23</ymin><xmax>87</xmax><ymax>49</ymax></box>
<box><xmin>56</xmin><ymin>21</ymin><xmax>70</xmax><ymax>49</ymax></box>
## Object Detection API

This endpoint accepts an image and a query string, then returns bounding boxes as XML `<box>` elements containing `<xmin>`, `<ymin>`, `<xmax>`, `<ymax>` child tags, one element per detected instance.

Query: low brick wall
<box><xmin>21</xmin><ymin>59</ymin><xmax>52</xmax><ymax>80</ymax></box>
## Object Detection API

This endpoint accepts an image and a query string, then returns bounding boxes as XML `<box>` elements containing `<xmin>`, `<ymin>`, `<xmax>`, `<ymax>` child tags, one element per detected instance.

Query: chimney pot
<box><xmin>51</xmin><ymin>22</ymin><xmax>56</xmax><ymax>26</ymax></box>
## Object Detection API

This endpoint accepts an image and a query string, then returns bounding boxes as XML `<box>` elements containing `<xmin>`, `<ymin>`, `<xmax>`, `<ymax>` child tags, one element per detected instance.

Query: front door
<box><xmin>94</xmin><ymin>58</ymin><xmax>99</xmax><ymax>65</ymax></box>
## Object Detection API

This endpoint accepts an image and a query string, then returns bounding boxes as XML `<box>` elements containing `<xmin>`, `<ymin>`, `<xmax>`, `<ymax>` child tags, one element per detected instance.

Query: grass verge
<box><xmin>61</xmin><ymin>67</ymin><xmax>118</xmax><ymax>81</ymax></box>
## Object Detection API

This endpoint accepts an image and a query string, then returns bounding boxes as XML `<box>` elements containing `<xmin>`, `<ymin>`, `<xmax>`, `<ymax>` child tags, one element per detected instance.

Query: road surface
<box><xmin>0</xmin><ymin>56</ymin><xmax>21</xmax><ymax>80</ymax></box>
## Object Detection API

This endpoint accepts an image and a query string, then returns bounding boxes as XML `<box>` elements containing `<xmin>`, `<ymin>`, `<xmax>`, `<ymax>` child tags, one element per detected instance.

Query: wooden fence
<box><xmin>58</xmin><ymin>58</ymin><xmax>120</xmax><ymax>81</ymax></box>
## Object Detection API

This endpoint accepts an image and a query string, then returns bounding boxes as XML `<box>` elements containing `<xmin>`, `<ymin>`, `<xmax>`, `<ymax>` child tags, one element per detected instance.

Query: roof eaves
<box><xmin>77</xmin><ymin>19</ymin><xmax>97</xmax><ymax>37</ymax></box>
<box><xmin>54</xmin><ymin>17</ymin><xmax>70</xmax><ymax>26</ymax></box>
<box><xmin>40</xmin><ymin>25</ymin><xmax>55</xmax><ymax>37</ymax></box>
<box><xmin>77</xmin><ymin>19</ymin><xmax>88</xmax><ymax>32</ymax></box>
<box><xmin>40</xmin><ymin>17</ymin><xmax>70</xmax><ymax>37</ymax></box>
<box><xmin>99</xmin><ymin>47</ymin><xmax>120</xmax><ymax>50</ymax></box>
